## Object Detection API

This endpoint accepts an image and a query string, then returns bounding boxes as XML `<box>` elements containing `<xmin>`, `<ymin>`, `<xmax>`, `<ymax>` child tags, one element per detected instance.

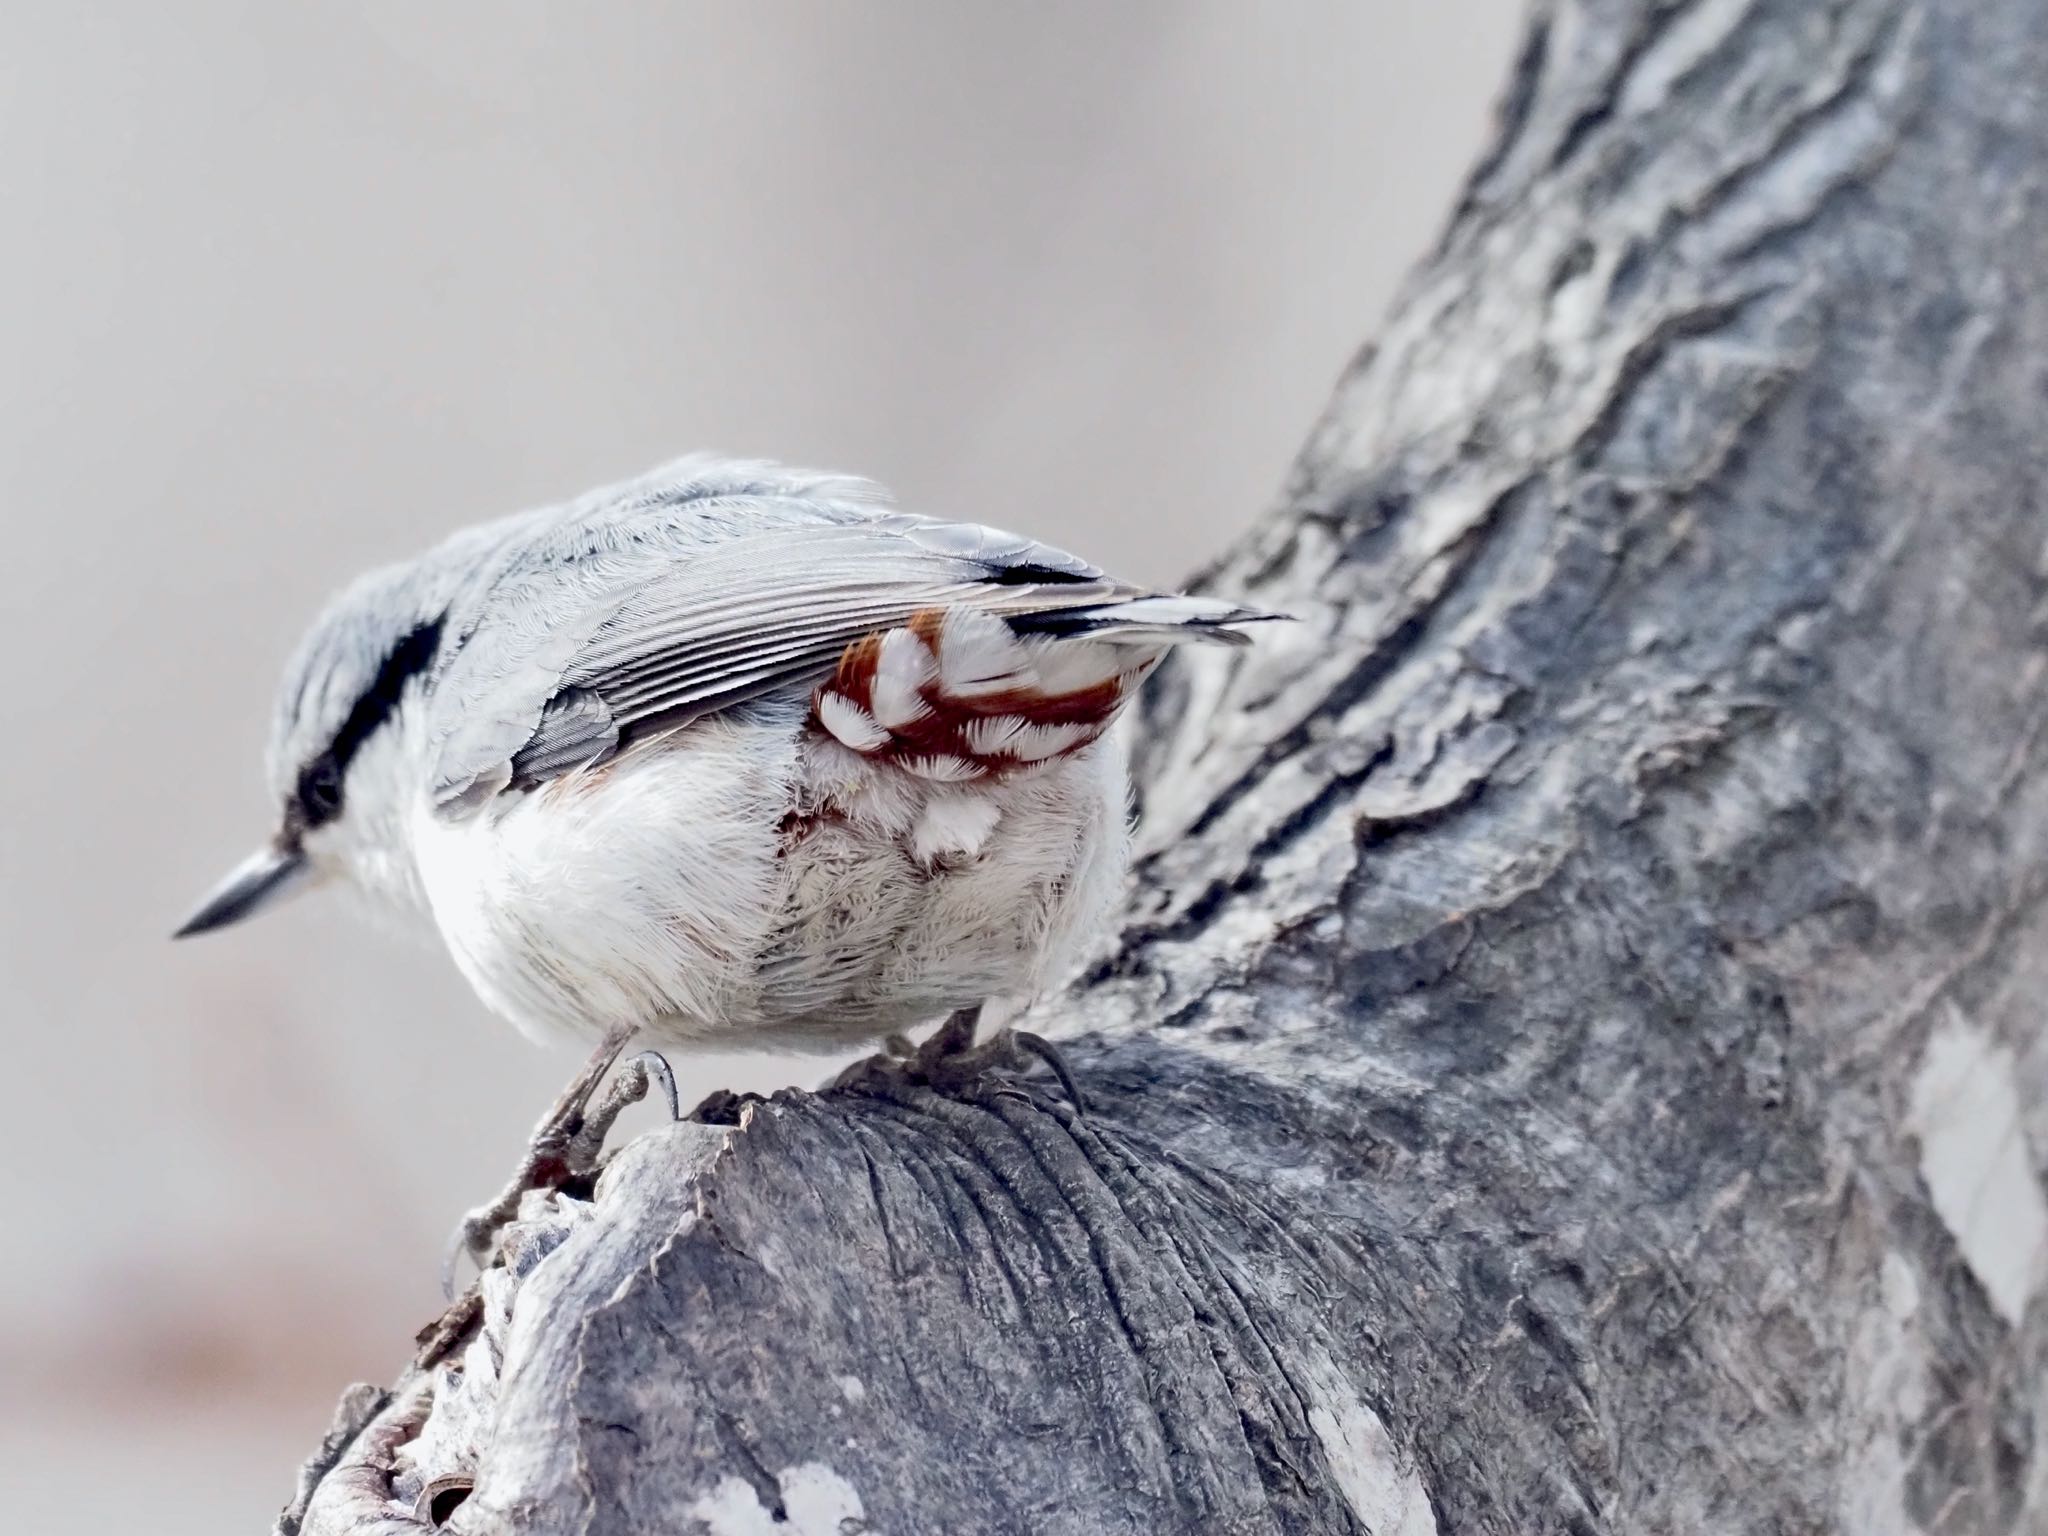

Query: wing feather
<box><xmin>427</xmin><ymin>507</ymin><xmax>1137</xmax><ymax>811</ymax></box>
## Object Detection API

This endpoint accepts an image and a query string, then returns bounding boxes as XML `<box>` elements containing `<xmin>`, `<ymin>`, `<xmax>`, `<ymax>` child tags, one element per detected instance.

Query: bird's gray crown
<box><xmin>267</xmin><ymin>562</ymin><xmax>453</xmax><ymax>832</ymax></box>
<box><xmin>259</xmin><ymin>455</ymin><xmax>896</xmax><ymax>830</ymax></box>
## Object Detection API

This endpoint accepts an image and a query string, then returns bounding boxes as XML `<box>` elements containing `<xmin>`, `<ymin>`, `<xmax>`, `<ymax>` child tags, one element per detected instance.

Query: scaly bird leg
<box><xmin>911</xmin><ymin>1005</ymin><xmax>982</xmax><ymax>1070</ymax></box>
<box><xmin>570</xmin><ymin>1049</ymin><xmax>681</xmax><ymax>1165</ymax></box>
<box><xmin>440</xmin><ymin>1022</ymin><xmax>668</xmax><ymax>1298</ymax></box>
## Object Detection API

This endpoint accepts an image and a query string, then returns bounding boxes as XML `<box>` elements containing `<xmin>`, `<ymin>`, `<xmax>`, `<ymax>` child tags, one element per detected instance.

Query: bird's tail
<box><xmin>1008</xmin><ymin>594</ymin><xmax>1288</xmax><ymax>648</ymax></box>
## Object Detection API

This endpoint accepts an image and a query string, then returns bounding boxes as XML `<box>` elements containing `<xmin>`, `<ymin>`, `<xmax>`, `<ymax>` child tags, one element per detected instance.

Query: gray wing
<box><xmin>427</xmin><ymin>513</ymin><xmax>1133</xmax><ymax>813</ymax></box>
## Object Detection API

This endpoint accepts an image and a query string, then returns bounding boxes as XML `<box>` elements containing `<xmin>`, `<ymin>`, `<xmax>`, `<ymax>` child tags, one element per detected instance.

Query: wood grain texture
<box><xmin>287</xmin><ymin>1</ymin><xmax>2048</xmax><ymax>1530</ymax></box>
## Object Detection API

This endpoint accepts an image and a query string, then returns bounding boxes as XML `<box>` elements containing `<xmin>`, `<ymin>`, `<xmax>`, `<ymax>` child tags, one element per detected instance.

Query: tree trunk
<box><xmin>284</xmin><ymin>1</ymin><xmax>2048</xmax><ymax>1530</ymax></box>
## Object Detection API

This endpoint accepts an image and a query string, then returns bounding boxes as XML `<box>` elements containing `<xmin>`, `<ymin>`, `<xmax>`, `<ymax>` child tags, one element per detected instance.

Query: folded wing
<box><xmin>429</xmin><ymin>507</ymin><xmax>1271</xmax><ymax>813</ymax></box>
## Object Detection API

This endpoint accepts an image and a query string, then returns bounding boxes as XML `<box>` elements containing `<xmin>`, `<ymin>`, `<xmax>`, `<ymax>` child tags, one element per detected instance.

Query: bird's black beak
<box><xmin>173</xmin><ymin>843</ymin><xmax>312</xmax><ymax>938</ymax></box>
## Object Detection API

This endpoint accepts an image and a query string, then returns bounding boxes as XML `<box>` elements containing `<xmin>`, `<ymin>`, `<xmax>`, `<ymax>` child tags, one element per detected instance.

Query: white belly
<box><xmin>409</xmin><ymin>702</ymin><xmax>1130</xmax><ymax>1050</ymax></box>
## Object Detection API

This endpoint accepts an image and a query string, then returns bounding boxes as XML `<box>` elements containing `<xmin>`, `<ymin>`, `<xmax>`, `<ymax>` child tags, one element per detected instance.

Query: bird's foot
<box><xmin>926</xmin><ymin>1027</ymin><xmax>1086</xmax><ymax>1114</ymax></box>
<box><xmin>830</xmin><ymin>1006</ymin><xmax>1085</xmax><ymax>1113</ymax></box>
<box><xmin>438</xmin><ymin>1024</ymin><xmax>680</xmax><ymax>1299</ymax></box>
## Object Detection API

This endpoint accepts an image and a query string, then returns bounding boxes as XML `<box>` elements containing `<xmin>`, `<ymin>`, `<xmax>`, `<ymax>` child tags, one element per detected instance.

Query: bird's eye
<box><xmin>296</xmin><ymin>754</ymin><xmax>345</xmax><ymax>824</ymax></box>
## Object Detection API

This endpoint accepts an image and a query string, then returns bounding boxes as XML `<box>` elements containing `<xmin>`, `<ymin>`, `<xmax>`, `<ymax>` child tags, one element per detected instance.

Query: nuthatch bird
<box><xmin>178</xmin><ymin>455</ymin><xmax>1274</xmax><ymax>1281</ymax></box>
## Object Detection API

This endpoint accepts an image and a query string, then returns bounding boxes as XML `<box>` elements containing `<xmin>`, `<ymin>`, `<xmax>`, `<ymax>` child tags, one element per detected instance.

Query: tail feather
<box><xmin>1008</xmin><ymin>594</ymin><xmax>1287</xmax><ymax>648</ymax></box>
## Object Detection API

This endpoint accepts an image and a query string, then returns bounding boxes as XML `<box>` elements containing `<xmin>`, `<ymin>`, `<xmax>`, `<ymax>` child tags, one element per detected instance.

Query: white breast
<box><xmin>411</xmin><ymin>703</ymin><xmax>804</xmax><ymax>1045</ymax></box>
<box><xmin>408</xmin><ymin>699</ymin><xmax>1131</xmax><ymax>1050</ymax></box>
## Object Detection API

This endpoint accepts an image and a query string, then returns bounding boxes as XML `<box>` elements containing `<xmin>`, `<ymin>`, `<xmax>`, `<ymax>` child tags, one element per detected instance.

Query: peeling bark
<box><xmin>286</xmin><ymin>1</ymin><xmax>2048</xmax><ymax>1531</ymax></box>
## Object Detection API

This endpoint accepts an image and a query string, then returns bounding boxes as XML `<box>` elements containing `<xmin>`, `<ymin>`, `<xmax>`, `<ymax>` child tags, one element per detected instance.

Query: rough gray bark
<box><xmin>286</xmin><ymin>0</ymin><xmax>2048</xmax><ymax>1530</ymax></box>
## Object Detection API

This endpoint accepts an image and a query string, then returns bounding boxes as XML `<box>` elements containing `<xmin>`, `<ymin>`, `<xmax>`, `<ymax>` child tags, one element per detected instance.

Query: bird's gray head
<box><xmin>176</xmin><ymin>565</ymin><xmax>451</xmax><ymax>938</ymax></box>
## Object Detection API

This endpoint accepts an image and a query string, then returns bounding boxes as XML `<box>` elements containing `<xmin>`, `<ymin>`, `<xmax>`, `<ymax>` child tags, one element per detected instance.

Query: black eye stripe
<box><xmin>294</xmin><ymin>615</ymin><xmax>445</xmax><ymax>827</ymax></box>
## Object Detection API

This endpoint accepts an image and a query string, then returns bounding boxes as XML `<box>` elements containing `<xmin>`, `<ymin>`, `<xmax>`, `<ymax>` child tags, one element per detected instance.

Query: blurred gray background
<box><xmin>0</xmin><ymin>3</ymin><xmax>1517</xmax><ymax>1529</ymax></box>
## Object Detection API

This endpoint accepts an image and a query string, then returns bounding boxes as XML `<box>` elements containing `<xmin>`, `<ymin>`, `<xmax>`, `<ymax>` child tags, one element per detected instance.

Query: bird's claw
<box><xmin>629</xmin><ymin>1049</ymin><xmax>682</xmax><ymax>1121</ymax></box>
<box><xmin>438</xmin><ymin>1024</ymin><xmax>673</xmax><ymax>1299</ymax></box>
<box><xmin>1007</xmin><ymin>1029</ymin><xmax>1086</xmax><ymax>1115</ymax></box>
<box><xmin>829</xmin><ymin>1006</ymin><xmax>1086</xmax><ymax>1114</ymax></box>
<box><xmin>440</xmin><ymin>1209</ymin><xmax>506</xmax><ymax>1302</ymax></box>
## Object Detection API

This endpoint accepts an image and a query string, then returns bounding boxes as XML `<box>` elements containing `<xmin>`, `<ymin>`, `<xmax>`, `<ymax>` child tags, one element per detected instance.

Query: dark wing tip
<box><xmin>1209</xmin><ymin>604</ymin><xmax>1296</xmax><ymax>627</ymax></box>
